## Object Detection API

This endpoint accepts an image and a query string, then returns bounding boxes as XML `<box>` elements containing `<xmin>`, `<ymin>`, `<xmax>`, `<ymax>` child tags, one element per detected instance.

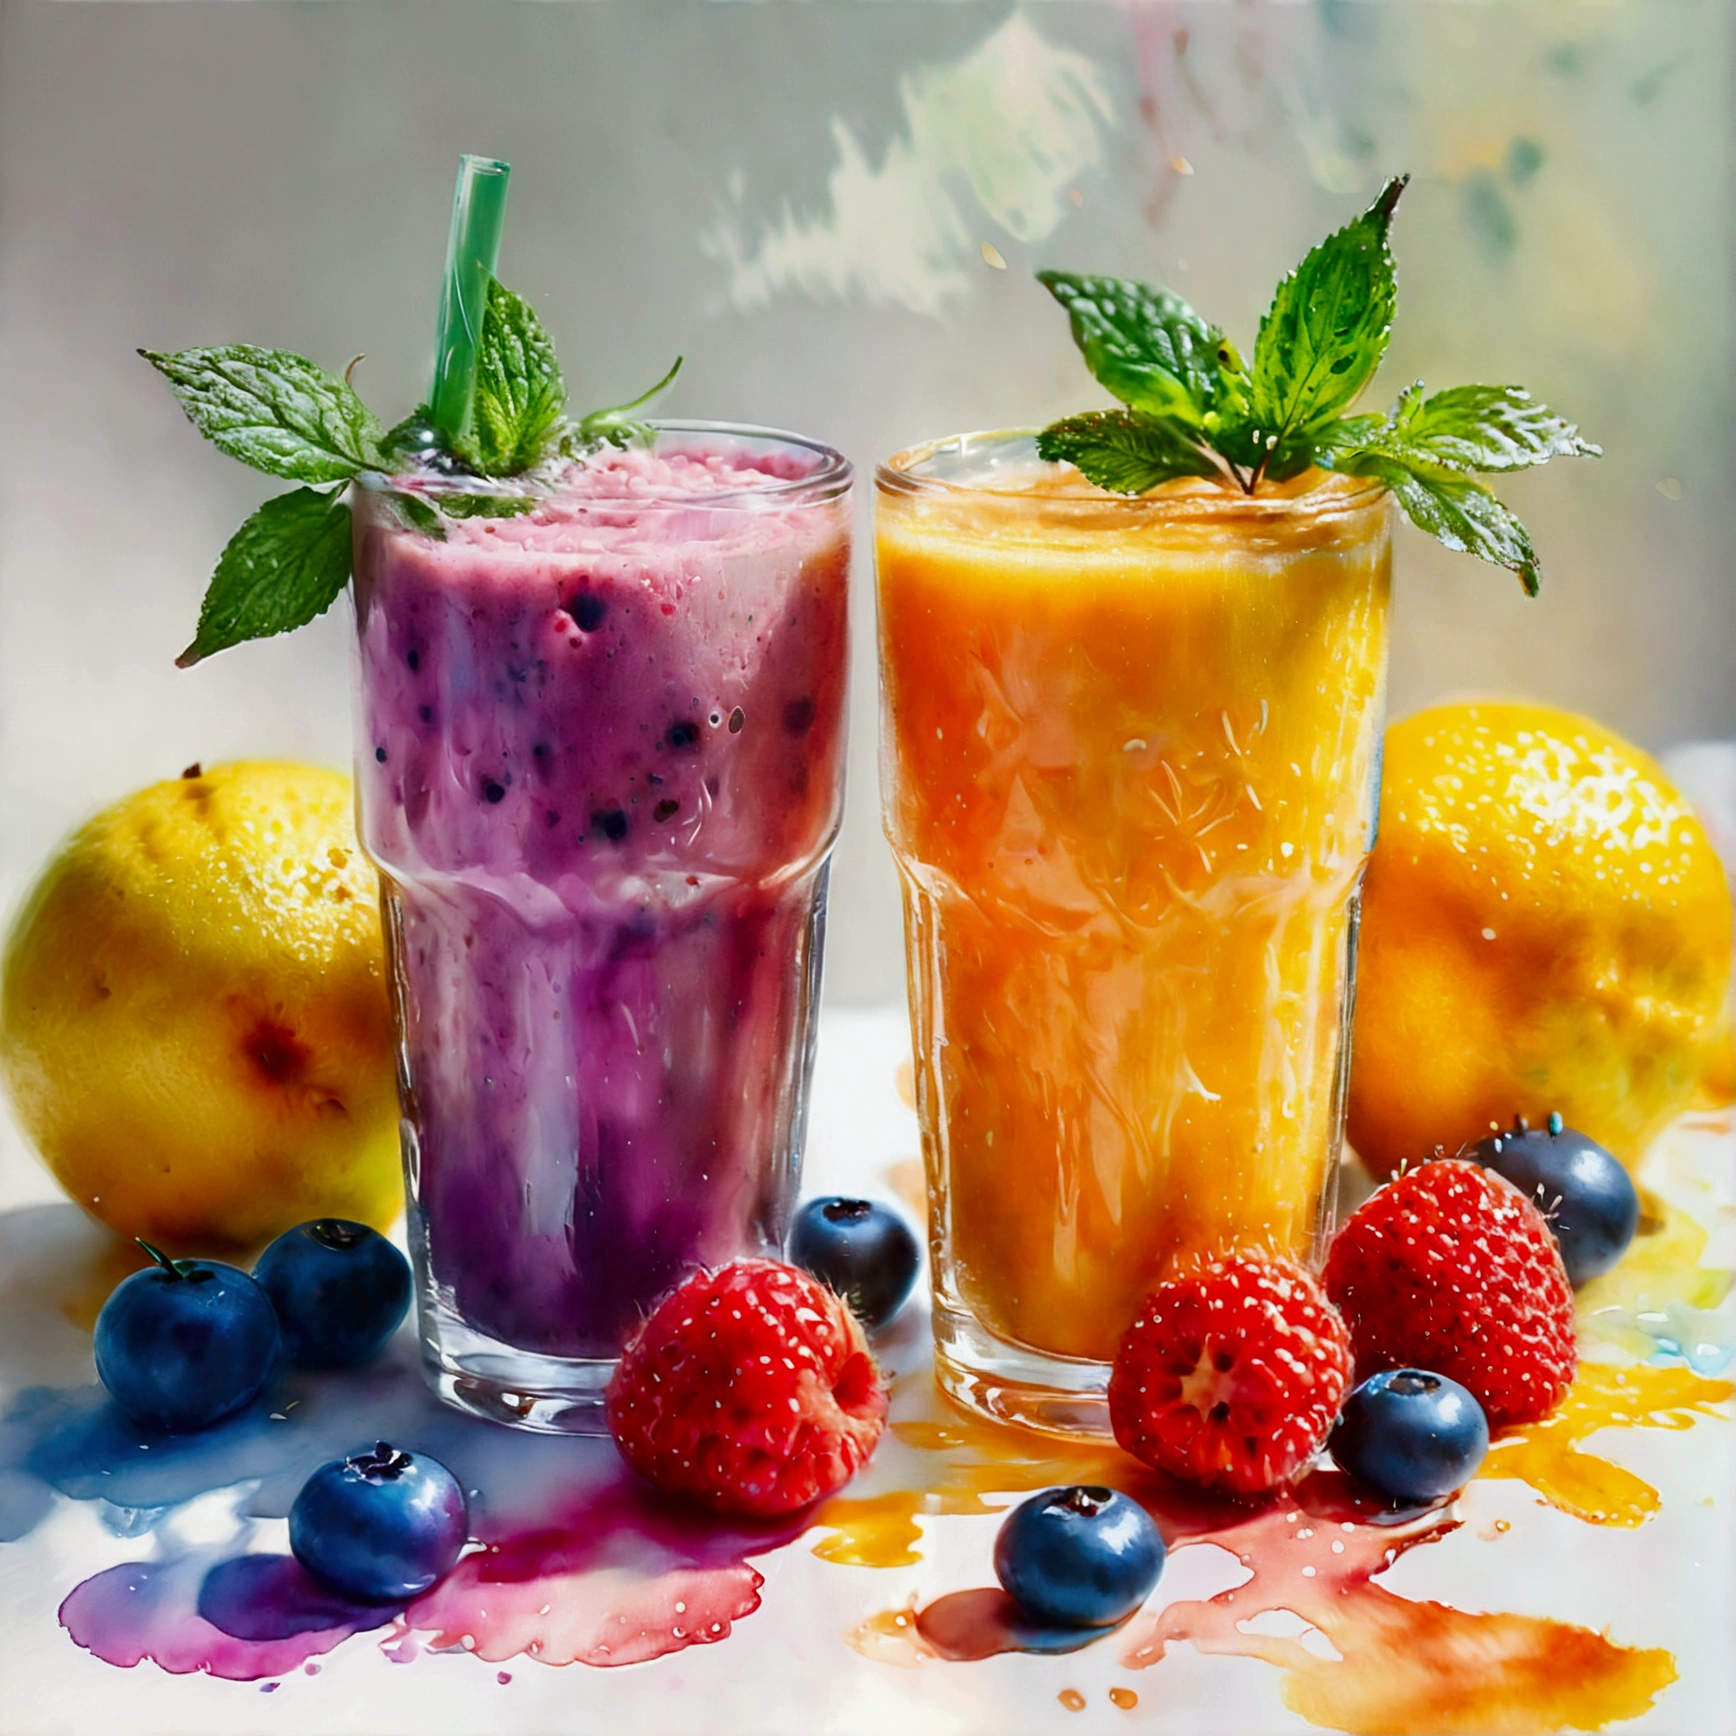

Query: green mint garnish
<box><xmin>149</xmin><ymin>284</ymin><xmax>680</xmax><ymax>663</ymax></box>
<box><xmin>140</xmin><ymin>346</ymin><xmax>386</xmax><ymax>483</ymax></box>
<box><xmin>573</xmin><ymin>354</ymin><xmax>685</xmax><ymax>453</ymax></box>
<box><xmin>1246</xmin><ymin>177</ymin><xmax>1403</xmax><ymax>466</ymax></box>
<box><xmin>176</xmin><ymin>487</ymin><xmax>353</xmax><ymax>669</ymax></box>
<box><xmin>460</xmin><ymin>280</ymin><xmax>566</xmax><ymax>476</ymax></box>
<box><xmin>1036</xmin><ymin>175</ymin><xmax>1599</xmax><ymax>592</ymax></box>
<box><xmin>1036</xmin><ymin>409</ymin><xmax>1219</xmax><ymax>494</ymax></box>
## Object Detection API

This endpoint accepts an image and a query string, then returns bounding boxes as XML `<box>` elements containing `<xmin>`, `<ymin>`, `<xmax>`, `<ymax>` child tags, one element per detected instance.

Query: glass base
<box><xmin>931</xmin><ymin>1295</ymin><xmax>1114</xmax><ymax>1440</ymax></box>
<box><xmin>418</xmin><ymin>1299</ymin><xmax>615</xmax><ymax>1435</ymax></box>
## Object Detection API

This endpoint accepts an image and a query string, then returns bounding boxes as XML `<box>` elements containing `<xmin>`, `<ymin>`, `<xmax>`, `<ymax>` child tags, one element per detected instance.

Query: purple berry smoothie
<box><xmin>349</xmin><ymin>429</ymin><xmax>850</xmax><ymax>1406</ymax></box>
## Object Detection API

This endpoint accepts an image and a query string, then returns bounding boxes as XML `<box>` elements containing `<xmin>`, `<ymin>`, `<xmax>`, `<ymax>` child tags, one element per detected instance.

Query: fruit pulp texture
<box><xmin>352</xmin><ymin>442</ymin><xmax>849</xmax><ymax>1357</ymax></box>
<box><xmin>877</xmin><ymin>462</ymin><xmax>1390</xmax><ymax>1362</ymax></box>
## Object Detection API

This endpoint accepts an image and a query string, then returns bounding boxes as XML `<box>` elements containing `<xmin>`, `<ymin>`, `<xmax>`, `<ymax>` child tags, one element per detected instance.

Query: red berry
<box><xmin>605</xmin><ymin>1259</ymin><xmax>887</xmax><ymax>1518</ymax></box>
<box><xmin>1107</xmin><ymin>1254</ymin><xmax>1353</xmax><ymax>1497</ymax></box>
<box><xmin>1322</xmin><ymin>1159</ymin><xmax>1576</xmax><ymax>1428</ymax></box>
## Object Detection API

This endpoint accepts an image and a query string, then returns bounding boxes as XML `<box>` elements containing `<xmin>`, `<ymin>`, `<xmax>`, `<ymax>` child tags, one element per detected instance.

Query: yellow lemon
<box><xmin>1348</xmin><ymin>701</ymin><xmax>1732</xmax><ymax>1175</ymax></box>
<box><xmin>1</xmin><ymin>761</ymin><xmax>401</xmax><ymax>1250</ymax></box>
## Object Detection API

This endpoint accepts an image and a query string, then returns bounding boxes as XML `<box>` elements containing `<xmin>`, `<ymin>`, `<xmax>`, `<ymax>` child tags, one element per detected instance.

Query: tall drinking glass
<box><xmin>876</xmin><ymin>433</ymin><xmax>1390</xmax><ymax>1436</ymax></box>
<box><xmin>351</xmin><ymin>425</ymin><xmax>852</xmax><ymax>1432</ymax></box>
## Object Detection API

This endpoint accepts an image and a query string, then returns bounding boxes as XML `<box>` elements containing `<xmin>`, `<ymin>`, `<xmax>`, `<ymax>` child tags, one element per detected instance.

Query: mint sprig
<box><xmin>149</xmin><ymin>282</ymin><xmax>680</xmax><ymax>662</ymax></box>
<box><xmin>1036</xmin><ymin>175</ymin><xmax>1599</xmax><ymax>590</ymax></box>
<box><xmin>175</xmin><ymin>487</ymin><xmax>353</xmax><ymax>668</ymax></box>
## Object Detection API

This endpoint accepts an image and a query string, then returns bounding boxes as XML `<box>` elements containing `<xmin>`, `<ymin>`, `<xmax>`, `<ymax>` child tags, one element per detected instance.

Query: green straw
<box><xmin>428</xmin><ymin>154</ymin><xmax>512</xmax><ymax>449</ymax></box>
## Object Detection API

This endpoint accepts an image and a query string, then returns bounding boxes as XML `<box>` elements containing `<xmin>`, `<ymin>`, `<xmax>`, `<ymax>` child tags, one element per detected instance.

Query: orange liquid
<box><xmin>876</xmin><ymin>453</ymin><xmax>1391</xmax><ymax>1359</ymax></box>
<box><xmin>1482</xmin><ymin>1360</ymin><xmax>1734</xmax><ymax>1526</ymax></box>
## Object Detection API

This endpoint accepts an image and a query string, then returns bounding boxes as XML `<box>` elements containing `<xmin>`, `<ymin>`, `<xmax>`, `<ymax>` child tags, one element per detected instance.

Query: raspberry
<box><xmin>1107</xmin><ymin>1254</ymin><xmax>1353</xmax><ymax>1497</ymax></box>
<box><xmin>605</xmin><ymin>1259</ymin><xmax>887</xmax><ymax>1518</ymax></box>
<box><xmin>1322</xmin><ymin>1159</ymin><xmax>1576</xmax><ymax>1427</ymax></box>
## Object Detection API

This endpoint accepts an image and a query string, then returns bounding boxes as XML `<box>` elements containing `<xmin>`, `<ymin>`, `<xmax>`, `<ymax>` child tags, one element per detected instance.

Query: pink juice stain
<box><xmin>398</xmin><ymin>1478</ymin><xmax>803</xmax><ymax>1669</ymax></box>
<box><xmin>58</xmin><ymin>1453</ymin><xmax>804</xmax><ymax>1681</ymax></box>
<box><xmin>60</xmin><ymin>1552</ymin><xmax>381</xmax><ymax>1682</ymax></box>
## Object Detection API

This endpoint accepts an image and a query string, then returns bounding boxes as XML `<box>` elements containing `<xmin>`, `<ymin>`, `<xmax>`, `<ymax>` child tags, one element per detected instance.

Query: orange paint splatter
<box><xmin>893</xmin><ymin>1061</ymin><xmax>918</xmax><ymax>1109</ymax></box>
<box><xmin>812</xmin><ymin>1405</ymin><xmax>1142</xmax><ymax>1569</ymax></box>
<box><xmin>844</xmin><ymin>1601</ymin><xmax>929</xmax><ymax>1668</ymax></box>
<box><xmin>885</xmin><ymin>1157</ymin><xmax>926</xmax><ymax>1220</ymax></box>
<box><xmin>1058</xmin><ymin>1687</ymin><xmax>1086</xmax><ymax>1711</ymax></box>
<box><xmin>840</xmin><ymin>1396</ymin><xmax>1681</xmax><ymax>1736</ymax></box>
<box><xmin>1108</xmin><ymin>1685</ymin><xmax>1139</xmax><ymax>1709</ymax></box>
<box><xmin>1481</xmin><ymin>1361</ymin><xmax>1733</xmax><ymax>1526</ymax></box>
<box><xmin>821</xmin><ymin>1181</ymin><xmax>1729</xmax><ymax>1734</ymax></box>
<box><xmin>1125</xmin><ymin>1476</ymin><xmax>1676</xmax><ymax>1735</ymax></box>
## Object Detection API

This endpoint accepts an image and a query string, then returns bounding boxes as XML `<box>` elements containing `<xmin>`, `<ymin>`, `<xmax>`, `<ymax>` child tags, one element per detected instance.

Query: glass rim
<box><xmin>358</xmin><ymin>419</ymin><xmax>853</xmax><ymax>511</ymax></box>
<box><xmin>876</xmin><ymin>428</ymin><xmax>1388</xmax><ymax>524</ymax></box>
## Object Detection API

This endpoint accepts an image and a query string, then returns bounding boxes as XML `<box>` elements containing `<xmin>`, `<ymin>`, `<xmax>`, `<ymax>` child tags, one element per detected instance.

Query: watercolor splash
<box><xmin>38</xmin><ymin>1397</ymin><xmax>805</xmax><ymax>1683</ymax></box>
<box><xmin>0</xmin><ymin>1206</ymin><xmax>802</xmax><ymax>1686</ymax></box>
<box><xmin>1482</xmin><ymin>1361</ymin><xmax>1733</xmax><ymax>1527</ymax></box>
<box><xmin>828</xmin><ymin>1128</ymin><xmax>1733</xmax><ymax>1734</ymax></box>
<box><xmin>1</xmin><ymin>1081</ymin><xmax>1730</xmax><ymax>1722</ymax></box>
<box><xmin>846</xmin><ymin>1456</ymin><xmax>1678</xmax><ymax>1734</ymax></box>
<box><xmin>1122</xmin><ymin>1477</ymin><xmax>1675</xmax><ymax>1736</ymax></box>
<box><xmin>62</xmin><ymin>1548</ymin><xmax>386</xmax><ymax>1681</ymax></box>
<box><xmin>703</xmin><ymin>14</ymin><xmax>1113</xmax><ymax>317</ymax></box>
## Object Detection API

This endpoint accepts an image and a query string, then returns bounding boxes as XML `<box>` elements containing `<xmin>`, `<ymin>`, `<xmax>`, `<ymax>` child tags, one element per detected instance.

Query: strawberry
<box><xmin>1322</xmin><ymin>1158</ymin><xmax>1576</xmax><ymax>1427</ymax></box>
<box><xmin>1107</xmin><ymin>1254</ymin><xmax>1353</xmax><ymax>1497</ymax></box>
<box><xmin>605</xmin><ymin>1259</ymin><xmax>887</xmax><ymax>1518</ymax></box>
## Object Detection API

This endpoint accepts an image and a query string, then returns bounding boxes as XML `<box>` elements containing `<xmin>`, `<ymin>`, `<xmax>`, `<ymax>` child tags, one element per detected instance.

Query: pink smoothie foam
<box><xmin>351</xmin><ymin>436</ymin><xmax>850</xmax><ymax>1358</ymax></box>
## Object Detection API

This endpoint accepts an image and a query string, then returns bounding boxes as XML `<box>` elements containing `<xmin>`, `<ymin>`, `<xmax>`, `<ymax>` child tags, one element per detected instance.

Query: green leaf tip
<box><xmin>1370</xmin><ymin>172</ymin><xmax>1409</xmax><ymax>228</ymax></box>
<box><xmin>575</xmin><ymin>354</ymin><xmax>685</xmax><ymax>451</ymax></box>
<box><xmin>1034</xmin><ymin>169</ymin><xmax>1597</xmax><ymax>590</ymax></box>
<box><xmin>176</xmin><ymin>487</ymin><xmax>353</xmax><ymax>666</ymax></box>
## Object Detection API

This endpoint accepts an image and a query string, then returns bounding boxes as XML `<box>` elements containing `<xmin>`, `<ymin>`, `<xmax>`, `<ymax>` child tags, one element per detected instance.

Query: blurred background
<box><xmin>1</xmin><ymin>0</ymin><xmax>1730</xmax><ymax>1021</ymax></box>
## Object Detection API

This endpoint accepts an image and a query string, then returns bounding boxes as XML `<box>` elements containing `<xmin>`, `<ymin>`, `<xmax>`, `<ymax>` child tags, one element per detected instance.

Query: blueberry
<box><xmin>993</xmin><ymin>1486</ymin><xmax>1165</xmax><ymax>1629</ymax></box>
<box><xmin>1470</xmin><ymin>1113</ymin><xmax>1639</xmax><ymax>1285</ymax></box>
<box><xmin>289</xmin><ymin>1441</ymin><xmax>468</xmax><ymax>1604</ymax></box>
<box><xmin>788</xmin><ymin>1197</ymin><xmax>920</xmax><ymax>1330</ymax></box>
<box><xmin>94</xmin><ymin>1241</ymin><xmax>281</xmax><ymax>1432</ymax></box>
<box><xmin>1330</xmin><ymin>1369</ymin><xmax>1490</xmax><ymax>1506</ymax></box>
<box><xmin>253</xmin><ymin>1219</ymin><xmax>412</xmax><ymax>1369</ymax></box>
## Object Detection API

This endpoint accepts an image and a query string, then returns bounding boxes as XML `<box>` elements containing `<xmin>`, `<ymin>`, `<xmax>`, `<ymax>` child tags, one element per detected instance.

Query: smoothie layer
<box><xmin>877</xmin><ymin>449</ymin><xmax>1390</xmax><ymax>1363</ymax></box>
<box><xmin>352</xmin><ymin>438</ymin><xmax>849</xmax><ymax>1357</ymax></box>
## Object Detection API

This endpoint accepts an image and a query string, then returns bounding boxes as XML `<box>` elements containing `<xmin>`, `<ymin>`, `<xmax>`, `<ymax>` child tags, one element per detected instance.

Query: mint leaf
<box><xmin>1386</xmin><ymin>384</ymin><xmax>1601</xmax><ymax>473</ymax></box>
<box><xmin>574</xmin><ymin>355</ymin><xmax>685</xmax><ymax>452</ymax></box>
<box><xmin>463</xmin><ymin>280</ymin><xmax>565</xmax><ymax>476</ymax></box>
<box><xmin>379</xmin><ymin>489</ymin><xmax>447</xmax><ymax>538</ymax></box>
<box><xmin>1312</xmin><ymin>412</ymin><xmax>1387</xmax><ymax>464</ymax></box>
<box><xmin>1036</xmin><ymin>273</ymin><xmax>1224</xmax><ymax>422</ymax></box>
<box><xmin>1036</xmin><ymin>410</ymin><xmax>1220</xmax><ymax>495</ymax></box>
<box><xmin>436</xmin><ymin>492</ymin><xmax>539</xmax><ymax>520</ymax></box>
<box><xmin>1249</xmin><ymin>176</ymin><xmax>1406</xmax><ymax>452</ymax></box>
<box><xmin>142</xmin><ymin>346</ymin><xmax>384</xmax><ymax>483</ymax></box>
<box><xmin>176</xmin><ymin>488</ymin><xmax>353</xmax><ymax>666</ymax></box>
<box><xmin>1335</xmin><ymin>449</ymin><xmax>1542</xmax><ymax>595</ymax></box>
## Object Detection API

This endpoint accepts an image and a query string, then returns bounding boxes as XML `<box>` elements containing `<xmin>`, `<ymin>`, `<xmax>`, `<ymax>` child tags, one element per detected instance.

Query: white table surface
<box><xmin>1</xmin><ymin>1005</ymin><xmax>1732</xmax><ymax>1736</ymax></box>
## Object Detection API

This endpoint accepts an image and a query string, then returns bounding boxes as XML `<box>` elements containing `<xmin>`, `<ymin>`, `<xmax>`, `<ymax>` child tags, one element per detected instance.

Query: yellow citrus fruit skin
<box><xmin>0</xmin><ymin>761</ymin><xmax>401</xmax><ymax>1251</ymax></box>
<box><xmin>1348</xmin><ymin>701</ymin><xmax>1733</xmax><ymax>1176</ymax></box>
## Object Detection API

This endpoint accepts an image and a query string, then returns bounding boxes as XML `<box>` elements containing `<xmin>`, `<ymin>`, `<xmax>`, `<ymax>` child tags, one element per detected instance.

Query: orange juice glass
<box><xmin>876</xmin><ymin>432</ymin><xmax>1392</xmax><ymax>1435</ymax></box>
